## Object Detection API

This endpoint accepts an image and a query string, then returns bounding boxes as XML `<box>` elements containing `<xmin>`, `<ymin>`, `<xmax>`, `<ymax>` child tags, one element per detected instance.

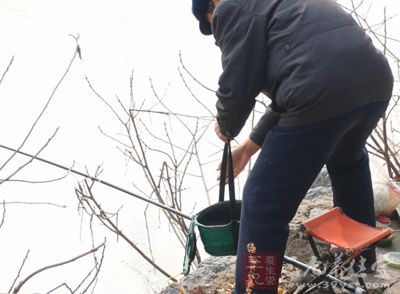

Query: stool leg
<box><xmin>358</xmin><ymin>277</ymin><xmax>367</xmax><ymax>292</ymax></box>
<box><xmin>302</xmin><ymin>262</ymin><xmax>337</xmax><ymax>294</ymax></box>
<box><xmin>307</xmin><ymin>235</ymin><xmax>335</xmax><ymax>292</ymax></box>
<box><xmin>308</xmin><ymin>236</ymin><xmax>323</xmax><ymax>264</ymax></box>
<box><xmin>300</xmin><ymin>236</ymin><xmax>336</xmax><ymax>293</ymax></box>
<box><xmin>284</xmin><ymin>256</ymin><xmax>367</xmax><ymax>293</ymax></box>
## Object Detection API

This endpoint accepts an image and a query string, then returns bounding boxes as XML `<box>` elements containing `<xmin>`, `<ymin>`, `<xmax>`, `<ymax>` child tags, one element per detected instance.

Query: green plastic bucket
<box><xmin>195</xmin><ymin>200</ymin><xmax>241</xmax><ymax>256</ymax></box>
<box><xmin>183</xmin><ymin>143</ymin><xmax>239</xmax><ymax>274</ymax></box>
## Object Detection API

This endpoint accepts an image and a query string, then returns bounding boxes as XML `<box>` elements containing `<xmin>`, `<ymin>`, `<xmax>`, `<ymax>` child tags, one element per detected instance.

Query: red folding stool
<box><xmin>298</xmin><ymin>207</ymin><xmax>392</xmax><ymax>294</ymax></box>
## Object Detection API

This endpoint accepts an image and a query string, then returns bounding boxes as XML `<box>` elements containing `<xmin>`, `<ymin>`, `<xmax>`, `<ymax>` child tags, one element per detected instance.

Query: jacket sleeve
<box><xmin>249</xmin><ymin>105</ymin><xmax>280</xmax><ymax>146</ymax></box>
<box><xmin>212</xmin><ymin>2</ymin><xmax>268</xmax><ymax>139</ymax></box>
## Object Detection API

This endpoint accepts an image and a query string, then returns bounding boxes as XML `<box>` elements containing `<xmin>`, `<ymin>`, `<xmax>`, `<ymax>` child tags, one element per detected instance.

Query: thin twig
<box><xmin>149</xmin><ymin>78</ymin><xmax>197</xmax><ymax>136</ymax></box>
<box><xmin>130</xmin><ymin>108</ymin><xmax>213</xmax><ymax>120</ymax></box>
<box><xmin>178</xmin><ymin>66</ymin><xmax>215</xmax><ymax>117</ymax></box>
<box><xmin>2</xmin><ymin>201</ymin><xmax>66</xmax><ymax>208</ymax></box>
<box><xmin>179</xmin><ymin>51</ymin><xmax>215</xmax><ymax>93</ymax></box>
<box><xmin>0</xmin><ymin>200</ymin><xmax>5</xmax><ymax>229</ymax></box>
<box><xmin>46</xmin><ymin>283</ymin><xmax>73</xmax><ymax>294</ymax></box>
<box><xmin>8</xmin><ymin>250</ymin><xmax>30</xmax><ymax>293</ymax></box>
<box><xmin>0</xmin><ymin>165</ymin><xmax>72</xmax><ymax>184</ymax></box>
<box><xmin>143</xmin><ymin>203</ymin><xmax>156</xmax><ymax>265</ymax></box>
<box><xmin>0</xmin><ymin>127</ymin><xmax>59</xmax><ymax>184</ymax></box>
<box><xmin>137</xmin><ymin>118</ymin><xmax>193</xmax><ymax>153</ymax></box>
<box><xmin>0</xmin><ymin>56</ymin><xmax>14</xmax><ymax>85</ymax></box>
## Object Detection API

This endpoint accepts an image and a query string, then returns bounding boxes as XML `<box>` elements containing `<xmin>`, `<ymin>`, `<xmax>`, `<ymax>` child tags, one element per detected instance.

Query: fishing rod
<box><xmin>0</xmin><ymin>144</ymin><xmax>192</xmax><ymax>220</ymax></box>
<box><xmin>0</xmin><ymin>145</ymin><xmax>369</xmax><ymax>293</ymax></box>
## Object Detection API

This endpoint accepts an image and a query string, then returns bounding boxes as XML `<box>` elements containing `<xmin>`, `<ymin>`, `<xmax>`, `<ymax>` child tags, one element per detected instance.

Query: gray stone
<box><xmin>310</xmin><ymin>166</ymin><xmax>331</xmax><ymax>189</ymax></box>
<box><xmin>306</xmin><ymin>187</ymin><xmax>331</xmax><ymax>199</ymax></box>
<box><xmin>308</xmin><ymin>208</ymin><xmax>329</xmax><ymax>219</ymax></box>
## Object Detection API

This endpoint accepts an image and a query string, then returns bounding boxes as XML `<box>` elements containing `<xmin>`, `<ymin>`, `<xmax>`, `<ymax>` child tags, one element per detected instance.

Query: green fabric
<box><xmin>183</xmin><ymin>218</ymin><xmax>197</xmax><ymax>275</ymax></box>
<box><xmin>196</xmin><ymin>217</ymin><xmax>239</xmax><ymax>256</ymax></box>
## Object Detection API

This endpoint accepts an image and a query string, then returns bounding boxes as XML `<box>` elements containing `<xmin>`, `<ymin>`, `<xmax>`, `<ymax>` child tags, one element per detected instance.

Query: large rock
<box><xmin>160</xmin><ymin>256</ymin><xmax>235</xmax><ymax>294</ymax></box>
<box><xmin>160</xmin><ymin>170</ymin><xmax>400</xmax><ymax>294</ymax></box>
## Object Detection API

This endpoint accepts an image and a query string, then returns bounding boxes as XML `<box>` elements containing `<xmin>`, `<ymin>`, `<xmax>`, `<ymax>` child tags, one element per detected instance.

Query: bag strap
<box><xmin>219</xmin><ymin>142</ymin><xmax>235</xmax><ymax>203</ymax></box>
<box><xmin>219</xmin><ymin>143</ymin><xmax>239</xmax><ymax>251</ymax></box>
<box><xmin>218</xmin><ymin>142</ymin><xmax>238</xmax><ymax>221</ymax></box>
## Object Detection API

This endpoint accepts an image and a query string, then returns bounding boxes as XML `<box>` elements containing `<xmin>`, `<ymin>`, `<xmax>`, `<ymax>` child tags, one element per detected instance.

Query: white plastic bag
<box><xmin>371</xmin><ymin>158</ymin><xmax>400</xmax><ymax>216</ymax></box>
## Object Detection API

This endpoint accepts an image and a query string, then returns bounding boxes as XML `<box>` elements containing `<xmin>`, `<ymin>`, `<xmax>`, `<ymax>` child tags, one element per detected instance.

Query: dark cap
<box><xmin>192</xmin><ymin>0</ymin><xmax>213</xmax><ymax>35</ymax></box>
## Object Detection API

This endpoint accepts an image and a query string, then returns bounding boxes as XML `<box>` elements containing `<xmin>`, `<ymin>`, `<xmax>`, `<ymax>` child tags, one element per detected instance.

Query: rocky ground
<box><xmin>160</xmin><ymin>169</ymin><xmax>400</xmax><ymax>294</ymax></box>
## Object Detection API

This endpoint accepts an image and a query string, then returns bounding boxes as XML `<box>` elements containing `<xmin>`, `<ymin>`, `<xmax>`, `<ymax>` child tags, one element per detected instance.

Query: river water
<box><xmin>0</xmin><ymin>0</ymin><xmax>222</xmax><ymax>293</ymax></box>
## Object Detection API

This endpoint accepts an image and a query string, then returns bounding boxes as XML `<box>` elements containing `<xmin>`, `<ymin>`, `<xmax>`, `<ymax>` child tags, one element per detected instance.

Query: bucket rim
<box><xmin>194</xmin><ymin>215</ymin><xmax>240</xmax><ymax>228</ymax></box>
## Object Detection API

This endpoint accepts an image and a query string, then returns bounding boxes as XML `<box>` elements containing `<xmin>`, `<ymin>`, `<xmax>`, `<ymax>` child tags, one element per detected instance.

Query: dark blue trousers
<box><xmin>234</xmin><ymin>101</ymin><xmax>389</xmax><ymax>293</ymax></box>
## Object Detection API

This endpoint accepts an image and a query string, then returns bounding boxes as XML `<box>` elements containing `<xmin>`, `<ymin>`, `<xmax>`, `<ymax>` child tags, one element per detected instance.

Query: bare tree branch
<box><xmin>345</xmin><ymin>0</ymin><xmax>400</xmax><ymax>62</ymax></box>
<box><xmin>75</xmin><ymin>180</ymin><xmax>178</xmax><ymax>282</ymax></box>
<box><xmin>12</xmin><ymin>241</ymin><xmax>105</xmax><ymax>293</ymax></box>
<box><xmin>71</xmin><ymin>241</ymin><xmax>106</xmax><ymax>294</ymax></box>
<box><xmin>0</xmin><ymin>35</ymin><xmax>81</xmax><ymax>172</ymax></box>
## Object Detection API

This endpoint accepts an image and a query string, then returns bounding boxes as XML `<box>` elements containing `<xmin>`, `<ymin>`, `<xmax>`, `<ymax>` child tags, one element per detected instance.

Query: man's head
<box><xmin>192</xmin><ymin>0</ymin><xmax>216</xmax><ymax>35</ymax></box>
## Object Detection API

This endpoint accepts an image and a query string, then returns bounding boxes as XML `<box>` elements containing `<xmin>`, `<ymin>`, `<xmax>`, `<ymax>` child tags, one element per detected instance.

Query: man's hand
<box><xmin>214</xmin><ymin>122</ymin><xmax>231</xmax><ymax>143</ymax></box>
<box><xmin>217</xmin><ymin>138</ymin><xmax>261</xmax><ymax>180</ymax></box>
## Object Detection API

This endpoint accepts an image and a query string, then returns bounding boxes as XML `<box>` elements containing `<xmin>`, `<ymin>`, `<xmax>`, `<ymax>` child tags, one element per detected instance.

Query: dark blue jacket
<box><xmin>212</xmin><ymin>0</ymin><xmax>393</xmax><ymax>145</ymax></box>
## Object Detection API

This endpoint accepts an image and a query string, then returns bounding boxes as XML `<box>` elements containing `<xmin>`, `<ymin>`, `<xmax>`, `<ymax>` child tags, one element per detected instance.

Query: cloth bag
<box><xmin>183</xmin><ymin>142</ymin><xmax>241</xmax><ymax>275</ymax></box>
